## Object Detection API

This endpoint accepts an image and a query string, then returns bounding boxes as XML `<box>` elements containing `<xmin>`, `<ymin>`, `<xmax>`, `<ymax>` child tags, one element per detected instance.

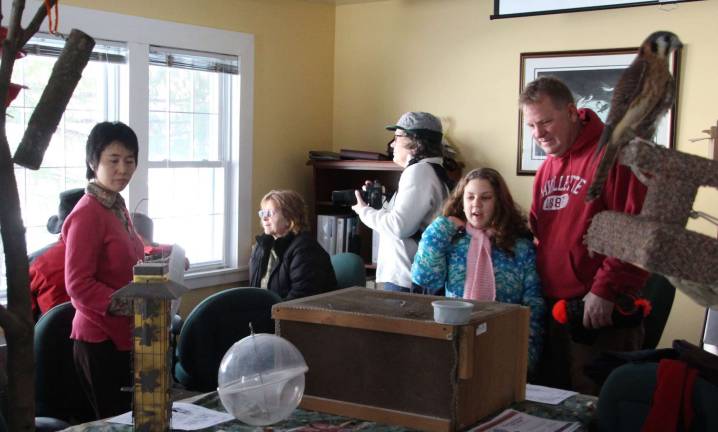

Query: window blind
<box><xmin>149</xmin><ymin>46</ymin><xmax>238</xmax><ymax>75</ymax></box>
<box><xmin>23</xmin><ymin>33</ymin><xmax>127</xmax><ymax>63</ymax></box>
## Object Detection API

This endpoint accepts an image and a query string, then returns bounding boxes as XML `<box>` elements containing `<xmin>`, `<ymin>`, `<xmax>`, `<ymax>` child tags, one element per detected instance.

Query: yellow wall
<box><xmin>63</xmin><ymin>0</ymin><xmax>336</xmax><ymax>240</ymax></box>
<box><xmin>56</xmin><ymin>0</ymin><xmax>716</xmax><ymax>344</ymax></box>
<box><xmin>333</xmin><ymin>0</ymin><xmax>718</xmax><ymax>346</ymax></box>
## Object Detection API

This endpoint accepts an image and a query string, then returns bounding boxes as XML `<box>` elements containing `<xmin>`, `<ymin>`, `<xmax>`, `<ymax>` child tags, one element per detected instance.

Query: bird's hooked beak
<box><xmin>655</xmin><ymin>35</ymin><xmax>682</xmax><ymax>58</ymax></box>
<box><xmin>670</xmin><ymin>36</ymin><xmax>683</xmax><ymax>50</ymax></box>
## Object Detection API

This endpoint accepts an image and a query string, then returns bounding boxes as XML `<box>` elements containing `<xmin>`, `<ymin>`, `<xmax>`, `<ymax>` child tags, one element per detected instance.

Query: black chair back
<box><xmin>642</xmin><ymin>274</ymin><xmax>676</xmax><ymax>350</ymax></box>
<box><xmin>174</xmin><ymin>287</ymin><xmax>281</xmax><ymax>392</ymax></box>
<box><xmin>34</xmin><ymin>302</ymin><xmax>94</xmax><ymax>423</ymax></box>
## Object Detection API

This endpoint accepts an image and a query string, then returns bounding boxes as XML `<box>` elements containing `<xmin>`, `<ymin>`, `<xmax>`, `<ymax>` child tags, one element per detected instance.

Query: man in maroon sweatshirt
<box><xmin>520</xmin><ymin>76</ymin><xmax>649</xmax><ymax>395</ymax></box>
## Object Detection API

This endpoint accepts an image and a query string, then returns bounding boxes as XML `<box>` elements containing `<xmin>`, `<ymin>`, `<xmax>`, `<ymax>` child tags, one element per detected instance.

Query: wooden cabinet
<box><xmin>309</xmin><ymin>160</ymin><xmax>402</xmax><ymax>267</ymax></box>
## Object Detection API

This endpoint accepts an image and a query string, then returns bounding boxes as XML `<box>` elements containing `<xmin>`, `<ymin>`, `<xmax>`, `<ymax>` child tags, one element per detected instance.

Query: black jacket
<box><xmin>249</xmin><ymin>232</ymin><xmax>338</xmax><ymax>300</ymax></box>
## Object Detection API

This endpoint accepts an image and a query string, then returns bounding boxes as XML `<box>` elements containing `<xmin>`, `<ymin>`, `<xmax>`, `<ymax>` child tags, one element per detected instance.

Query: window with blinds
<box><xmin>146</xmin><ymin>46</ymin><xmax>239</xmax><ymax>270</ymax></box>
<box><xmin>0</xmin><ymin>35</ymin><xmax>127</xmax><ymax>298</ymax></box>
<box><xmin>0</xmin><ymin>3</ymin><xmax>254</xmax><ymax>300</ymax></box>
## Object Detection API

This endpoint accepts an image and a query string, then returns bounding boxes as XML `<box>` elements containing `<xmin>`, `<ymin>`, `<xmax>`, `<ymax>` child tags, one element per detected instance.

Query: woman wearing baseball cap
<box><xmin>352</xmin><ymin>111</ymin><xmax>451</xmax><ymax>292</ymax></box>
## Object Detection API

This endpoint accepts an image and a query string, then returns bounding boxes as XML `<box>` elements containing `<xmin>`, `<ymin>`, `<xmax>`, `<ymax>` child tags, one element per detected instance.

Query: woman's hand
<box><xmin>351</xmin><ymin>190</ymin><xmax>368</xmax><ymax>213</ymax></box>
<box><xmin>351</xmin><ymin>181</ymin><xmax>372</xmax><ymax>213</ymax></box>
<box><xmin>447</xmin><ymin>216</ymin><xmax>465</xmax><ymax>229</ymax></box>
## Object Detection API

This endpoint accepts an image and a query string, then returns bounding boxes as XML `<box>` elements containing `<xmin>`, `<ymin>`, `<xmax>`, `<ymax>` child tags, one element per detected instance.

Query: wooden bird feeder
<box><xmin>112</xmin><ymin>261</ymin><xmax>188</xmax><ymax>431</ymax></box>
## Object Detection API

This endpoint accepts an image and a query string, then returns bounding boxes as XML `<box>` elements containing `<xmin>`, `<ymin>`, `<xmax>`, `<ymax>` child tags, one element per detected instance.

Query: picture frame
<box><xmin>517</xmin><ymin>47</ymin><xmax>681</xmax><ymax>175</ymax></box>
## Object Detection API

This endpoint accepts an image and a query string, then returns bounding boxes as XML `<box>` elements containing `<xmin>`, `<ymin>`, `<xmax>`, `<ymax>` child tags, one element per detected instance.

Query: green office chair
<box><xmin>642</xmin><ymin>273</ymin><xmax>676</xmax><ymax>350</ymax></box>
<box><xmin>34</xmin><ymin>301</ymin><xmax>94</xmax><ymax>425</ymax></box>
<box><xmin>330</xmin><ymin>252</ymin><xmax>366</xmax><ymax>289</ymax></box>
<box><xmin>174</xmin><ymin>287</ymin><xmax>281</xmax><ymax>392</ymax></box>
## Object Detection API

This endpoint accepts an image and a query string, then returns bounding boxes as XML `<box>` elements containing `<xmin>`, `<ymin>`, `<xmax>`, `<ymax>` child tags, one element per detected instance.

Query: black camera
<box><xmin>332</xmin><ymin>180</ymin><xmax>383</xmax><ymax>209</ymax></box>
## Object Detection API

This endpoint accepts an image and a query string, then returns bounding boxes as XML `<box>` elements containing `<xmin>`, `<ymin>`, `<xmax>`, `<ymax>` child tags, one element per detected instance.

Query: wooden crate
<box><xmin>272</xmin><ymin>287</ymin><xmax>529</xmax><ymax>432</ymax></box>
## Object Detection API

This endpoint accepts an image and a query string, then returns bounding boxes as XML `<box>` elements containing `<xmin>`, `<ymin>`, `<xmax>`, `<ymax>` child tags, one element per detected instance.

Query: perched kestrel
<box><xmin>585</xmin><ymin>31</ymin><xmax>682</xmax><ymax>202</ymax></box>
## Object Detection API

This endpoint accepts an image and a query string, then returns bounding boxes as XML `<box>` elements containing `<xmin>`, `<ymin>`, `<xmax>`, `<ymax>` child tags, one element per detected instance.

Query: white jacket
<box><xmin>356</xmin><ymin>157</ymin><xmax>449</xmax><ymax>287</ymax></box>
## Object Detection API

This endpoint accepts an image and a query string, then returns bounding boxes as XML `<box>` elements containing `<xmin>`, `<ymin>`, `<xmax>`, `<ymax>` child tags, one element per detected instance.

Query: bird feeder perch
<box><xmin>585</xmin><ymin>138</ymin><xmax>718</xmax><ymax>306</ymax></box>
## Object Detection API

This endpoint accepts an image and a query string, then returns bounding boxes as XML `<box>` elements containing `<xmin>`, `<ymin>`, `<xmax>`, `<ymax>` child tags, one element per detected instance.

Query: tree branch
<box><xmin>7</xmin><ymin>0</ymin><xmax>25</xmax><ymax>42</ymax></box>
<box><xmin>0</xmin><ymin>304</ymin><xmax>20</xmax><ymax>335</ymax></box>
<box><xmin>0</xmin><ymin>2</ymin><xmax>68</xmax><ymax>430</ymax></box>
<box><xmin>0</xmin><ymin>45</ymin><xmax>14</xmax><ymax>123</ymax></box>
<box><xmin>19</xmin><ymin>0</ymin><xmax>58</xmax><ymax>47</ymax></box>
<box><xmin>0</xmin><ymin>0</ymin><xmax>24</xmax><ymax>121</ymax></box>
<box><xmin>14</xmin><ymin>29</ymin><xmax>95</xmax><ymax>169</ymax></box>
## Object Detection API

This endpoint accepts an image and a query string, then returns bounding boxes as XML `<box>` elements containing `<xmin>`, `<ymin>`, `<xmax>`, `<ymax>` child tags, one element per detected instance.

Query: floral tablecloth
<box><xmin>61</xmin><ymin>392</ymin><xmax>597</xmax><ymax>432</ymax></box>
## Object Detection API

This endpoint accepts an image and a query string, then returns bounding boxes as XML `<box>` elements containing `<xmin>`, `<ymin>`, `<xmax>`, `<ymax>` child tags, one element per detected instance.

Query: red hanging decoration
<box><xmin>44</xmin><ymin>0</ymin><xmax>59</xmax><ymax>34</ymax></box>
<box><xmin>6</xmin><ymin>83</ymin><xmax>27</xmax><ymax>107</ymax></box>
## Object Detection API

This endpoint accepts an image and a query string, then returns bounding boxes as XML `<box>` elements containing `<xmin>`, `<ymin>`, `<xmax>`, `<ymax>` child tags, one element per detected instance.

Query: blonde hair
<box><xmin>260</xmin><ymin>189</ymin><xmax>308</xmax><ymax>235</ymax></box>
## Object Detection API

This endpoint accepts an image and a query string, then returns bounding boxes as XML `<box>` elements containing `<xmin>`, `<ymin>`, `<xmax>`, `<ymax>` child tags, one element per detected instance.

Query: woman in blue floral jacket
<box><xmin>412</xmin><ymin>167</ymin><xmax>545</xmax><ymax>374</ymax></box>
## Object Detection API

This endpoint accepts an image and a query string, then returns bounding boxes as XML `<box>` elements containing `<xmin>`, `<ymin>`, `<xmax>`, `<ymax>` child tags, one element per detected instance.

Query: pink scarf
<box><xmin>463</xmin><ymin>224</ymin><xmax>495</xmax><ymax>301</ymax></box>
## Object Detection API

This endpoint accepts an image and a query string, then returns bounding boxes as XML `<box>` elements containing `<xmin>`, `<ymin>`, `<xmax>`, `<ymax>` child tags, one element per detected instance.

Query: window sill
<box><xmin>183</xmin><ymin>265</ymin><xmax>249</xmax><ymax>290</ymax></box>
<box><xmin>0</xmin><ymin>266</ymin><xmax>249</xmax><ymax>307</ymax></box>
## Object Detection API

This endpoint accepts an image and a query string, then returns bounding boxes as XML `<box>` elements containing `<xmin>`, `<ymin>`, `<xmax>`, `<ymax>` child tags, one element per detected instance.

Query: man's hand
<box><xmin>351</xmin><ymin>190</ymin><xmax>368</xmax><ymax>213</ymax></box>
<box><xmin>582</xmin><ymin>292</ymin><xmax>614</xmax><ymax>329</ymax></box>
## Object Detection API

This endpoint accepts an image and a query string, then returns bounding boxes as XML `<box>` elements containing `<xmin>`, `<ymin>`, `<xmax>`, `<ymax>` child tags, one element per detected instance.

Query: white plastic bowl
<box><xmin>431</xmin><ymin>300</ymin><xmax>474</xmax><ymax>325</ymax></box>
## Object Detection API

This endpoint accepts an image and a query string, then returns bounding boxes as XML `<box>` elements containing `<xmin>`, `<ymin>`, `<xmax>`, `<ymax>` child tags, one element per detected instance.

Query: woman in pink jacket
<box><xmin>62</xmin><ymin>122</ymin><xmax>144</xmax><ymax>419</ymax></box>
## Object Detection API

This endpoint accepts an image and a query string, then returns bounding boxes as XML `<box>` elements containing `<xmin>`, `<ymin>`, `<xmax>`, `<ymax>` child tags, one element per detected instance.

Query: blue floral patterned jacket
<box><xmin>412</xmin><ymin>216</ymin><xmax>546</xmax><ymax>373</ymax></box>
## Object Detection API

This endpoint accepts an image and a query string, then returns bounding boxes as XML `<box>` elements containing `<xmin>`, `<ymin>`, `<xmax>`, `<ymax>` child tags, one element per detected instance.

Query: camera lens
<box><xmin>331</xmin><ymin>190</ymin><xmax>358</xmax><ymax>206</ymax></box>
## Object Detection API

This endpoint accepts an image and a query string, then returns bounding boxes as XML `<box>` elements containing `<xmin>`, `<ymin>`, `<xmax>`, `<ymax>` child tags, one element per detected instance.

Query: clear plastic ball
<box><xmin>217</xmin><ymin>333</ymin><xmax>308</xmax><ymax>426</ymax></box>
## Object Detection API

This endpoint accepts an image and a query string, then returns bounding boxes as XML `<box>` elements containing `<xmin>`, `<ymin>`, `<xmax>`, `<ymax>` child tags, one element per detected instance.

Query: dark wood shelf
<box><xmin>310</xmin><ymin>158</ymin><xmax>463</xmax><ymax>267</ymax></box>
<box><xmin>310</xmin><ymin>159</ymin><xmax>403</xmax><ymax>266</ymax></box>
<box><xmin>308</xmin><ymin>159</ymin><xmax>402</xmax><ymax>172</ymax></box>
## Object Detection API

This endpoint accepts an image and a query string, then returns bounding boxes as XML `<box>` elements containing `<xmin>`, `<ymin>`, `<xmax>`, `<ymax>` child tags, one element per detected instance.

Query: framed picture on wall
<box><xmin>516</xmin><ymin>47</ymin><xmax>681</xmax><ymax>175</ymax></box>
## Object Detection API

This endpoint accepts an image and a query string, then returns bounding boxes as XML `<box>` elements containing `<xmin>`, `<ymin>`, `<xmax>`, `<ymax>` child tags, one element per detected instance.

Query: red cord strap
<box><xmin>43</xmin><ymin>0</ymin><xmax>59</xmax><ymax>34</ymax></box>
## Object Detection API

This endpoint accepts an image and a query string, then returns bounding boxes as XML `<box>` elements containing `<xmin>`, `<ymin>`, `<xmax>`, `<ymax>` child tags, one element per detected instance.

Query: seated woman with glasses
<box><xmin>249</xmin><ymin>189</ymin><xmax>338</xmax><ymax>300</ymax></box>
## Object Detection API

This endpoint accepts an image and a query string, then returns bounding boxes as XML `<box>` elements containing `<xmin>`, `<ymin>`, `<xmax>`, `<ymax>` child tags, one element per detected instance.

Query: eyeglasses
<box><xmin>390</xmin><ymin>133</ymin><xmax>411</xmax><ymax>148</ymax></box>
<box><xmin>257</xmin><ymin>209</ymin><xmax>276</xmax><ymax>218</ymax></box>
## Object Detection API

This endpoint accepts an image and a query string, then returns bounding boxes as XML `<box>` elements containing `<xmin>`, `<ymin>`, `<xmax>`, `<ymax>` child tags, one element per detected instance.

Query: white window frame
<box><xmin>5</xmin><ymin>1</ymin><xmax>254</xmax><ymax>289</ymax></box>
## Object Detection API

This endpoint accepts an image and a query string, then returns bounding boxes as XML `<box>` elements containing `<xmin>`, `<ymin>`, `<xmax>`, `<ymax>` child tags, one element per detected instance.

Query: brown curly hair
<box><xmin>260</xmin><ymin>190</ymin><xmax>309</xmax><ymax>235</ymax></box>
<box><xmin>442</xmin><ymin>167</ymin><xmax>531</xmax><ymax>253</ymax></box>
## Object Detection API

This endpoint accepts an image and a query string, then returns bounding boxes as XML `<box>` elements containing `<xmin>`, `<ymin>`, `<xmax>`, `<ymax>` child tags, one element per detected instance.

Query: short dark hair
<box><xmin>442</xmin><ymin>167</ymin><xmax>531</xmax><ymax>253</ymax></box>
<box><xmin>519</xmin><ymin>76</ymin><xmax>575</xmax><ymax>109</ymax></box>
<box><xmin>404</xmin><ymin>130</ymin><xmax>443</xmax><ymax>162</ymax></box>
<box><xmin>85</xmin><ymin>121</ymin><xmax>139</xmax><ymax>180</ymax></box>
<box><xmin>131</xmin><ymin>212</ymin><xmax>154</xmax><ymax>243</ymax></box>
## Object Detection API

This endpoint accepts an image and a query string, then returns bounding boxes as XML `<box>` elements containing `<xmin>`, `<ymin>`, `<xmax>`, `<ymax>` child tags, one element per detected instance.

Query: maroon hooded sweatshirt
<box><xmin>530</xmin><ymin>108</ymin><xmax>649</xmax><ymax>302</ymax></box>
